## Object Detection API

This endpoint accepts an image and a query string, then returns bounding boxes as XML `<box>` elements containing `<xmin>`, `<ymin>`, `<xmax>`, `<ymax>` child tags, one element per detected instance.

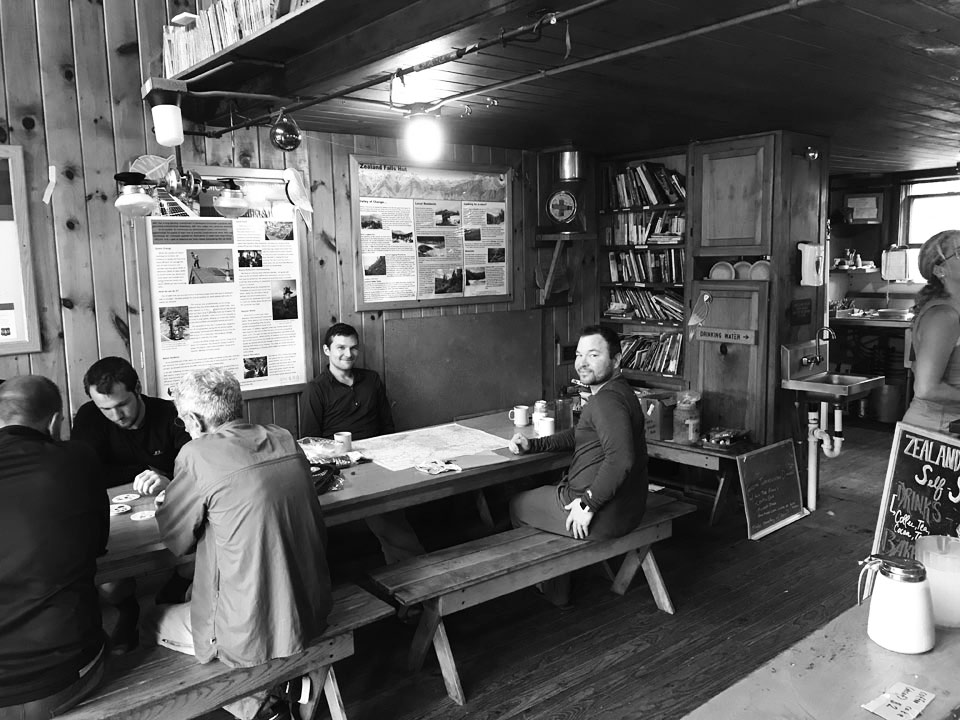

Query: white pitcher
<box><xmin>857</xmin><ymin>555</ymin><xmax>935</xmax><ymax>654</ymax></box>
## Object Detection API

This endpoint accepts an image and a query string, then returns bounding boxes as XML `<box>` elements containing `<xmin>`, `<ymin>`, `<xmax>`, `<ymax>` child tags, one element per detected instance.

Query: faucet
<box><xmin>801</xmin><ymin>327</ymin><xmax>836</xmax><ymax>367</ymax></box>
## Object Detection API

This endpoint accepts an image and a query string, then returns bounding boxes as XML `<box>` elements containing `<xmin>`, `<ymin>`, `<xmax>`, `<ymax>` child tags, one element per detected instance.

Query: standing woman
<box><xmin>903</xmin><ymin>230</ymin><xmax>960</xmax><ymax>431</ymax></box>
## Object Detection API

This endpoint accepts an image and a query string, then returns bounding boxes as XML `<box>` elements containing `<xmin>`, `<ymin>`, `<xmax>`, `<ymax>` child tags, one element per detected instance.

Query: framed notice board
<box><xmin>736</xmin><ymin>440</ymin><xmax>810</xmax><ymax>540</ymax></box>
<box><xmin>872</xmin><ymin>422</ymin><xmax>960</xmax><ymax>559</ymax></box>
<box><xmin>351</xmin><ymin>156</ymin><xmax>512</xmax><ymax>310</ymax></box>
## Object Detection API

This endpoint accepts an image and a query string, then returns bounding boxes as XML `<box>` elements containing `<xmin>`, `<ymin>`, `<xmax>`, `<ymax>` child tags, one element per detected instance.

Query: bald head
<box><xmin>0</xmin><ymin>375</ymin><xmax>63</xmax><ymax>434</ymax></box>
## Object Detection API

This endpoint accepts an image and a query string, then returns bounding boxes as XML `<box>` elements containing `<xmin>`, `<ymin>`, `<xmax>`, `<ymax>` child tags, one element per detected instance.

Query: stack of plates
<box><xmin>733</xmin><ymin>261</ymin><xmax>752</xmax><ymax>279</ymax></box>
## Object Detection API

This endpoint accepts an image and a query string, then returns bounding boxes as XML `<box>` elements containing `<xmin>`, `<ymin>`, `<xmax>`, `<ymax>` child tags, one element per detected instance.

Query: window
<box><xmin>901</xmin><ymin>178</ymin><xmax>960</xmax><ymax>282</ymax></box>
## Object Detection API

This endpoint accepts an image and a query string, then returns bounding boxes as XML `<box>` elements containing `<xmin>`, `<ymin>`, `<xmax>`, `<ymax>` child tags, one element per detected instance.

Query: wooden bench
<box><xmin>369</xmin><ymin>493</ymin><xmax>696</xmax><ymax>705</ymax></box>
<box><xmin>59</xmin><ymin>584</ymin><xmax>394</xmax><ymax>720</ymax></box>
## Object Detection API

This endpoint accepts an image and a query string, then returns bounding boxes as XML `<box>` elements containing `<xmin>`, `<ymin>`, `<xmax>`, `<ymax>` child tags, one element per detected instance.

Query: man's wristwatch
<box><xmin>579</xmin><ymin>499</ymin><xmax>592</xmax><ymax>513</ymax></box>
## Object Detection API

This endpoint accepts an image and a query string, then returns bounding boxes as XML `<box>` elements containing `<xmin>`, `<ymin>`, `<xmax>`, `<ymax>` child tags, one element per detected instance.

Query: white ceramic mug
<box><xmin>333</xmin><ymin>431</ymin><xmax>352</xmax><ymax>453</ymax></box>
<box><xmin>537</xmin><ymin>417</ymin><xmax>555</xmax><ymax>437</ymax></box>
<box><xmin>508</xmin><ymin>405</ymin><xmax>530</xmax><ymax>427</ymax></box>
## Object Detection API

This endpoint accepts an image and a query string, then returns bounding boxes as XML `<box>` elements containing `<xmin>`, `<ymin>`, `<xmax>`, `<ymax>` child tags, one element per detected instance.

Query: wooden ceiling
<box><xmin>180</xmin><ymin>0</ymin><xmax>960</xmax><ymax>175</ymax></box>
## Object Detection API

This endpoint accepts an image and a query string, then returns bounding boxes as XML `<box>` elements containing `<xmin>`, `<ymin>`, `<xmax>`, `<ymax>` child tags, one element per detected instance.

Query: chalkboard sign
<box><xmin>872</xmin><ymin>422</ymin><xmax>960</xmax><ymax>559</ymax></box>
<box><xmin>737</xmin><ymin>440</ymin><xmax>810</xmax><ymax>540</ymax></box>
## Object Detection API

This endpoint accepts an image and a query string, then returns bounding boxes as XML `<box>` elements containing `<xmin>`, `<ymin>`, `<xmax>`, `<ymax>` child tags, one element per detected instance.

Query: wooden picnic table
<box><xmin>96</xmin><ymin>413</ymin><xmax>569</xmax><ymax>583</ymax></box>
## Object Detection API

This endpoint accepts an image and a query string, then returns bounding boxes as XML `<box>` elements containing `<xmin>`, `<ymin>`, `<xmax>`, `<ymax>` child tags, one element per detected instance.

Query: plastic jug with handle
<box><xmin>915</xmin><ymin>535</ymin><xmax>960</xmax><ymax>627</ymax></box>
<box><xmin>857</xmin><ymin>555</ymin><xmax>935</xmax><ymax>654</ymax></box>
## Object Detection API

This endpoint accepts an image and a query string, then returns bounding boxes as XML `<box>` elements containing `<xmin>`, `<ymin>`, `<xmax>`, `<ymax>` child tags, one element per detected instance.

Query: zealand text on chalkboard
<box><xmin>872</xmin><ymin>422</ymin><xmax>960</xmax><ymax>559</ymax></box>
<box><xmin>736</xmin><ymin>439</ymin><xmax>810</xmax><ymax>540</ymax></box>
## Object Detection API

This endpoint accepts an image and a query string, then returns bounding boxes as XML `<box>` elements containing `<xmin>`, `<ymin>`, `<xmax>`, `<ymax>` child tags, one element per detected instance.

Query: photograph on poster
<box><xmin>364</xmin><ymin>254</ymin><xmax>387</xmax><ymax>276</ymax></box>
<box><xmin>463</xmin><ymin>228</ymin><xmax>481</xmax><ymax>242</ymax></box>
<box><xmin>271</xmin><ymin>279</ymin><xmax>298</xmax><ymax>320</ymax></box>
<box><xmin>486</xmin><ymin>208</ymin><xmax>505</xmax><ymax>225</ymax></box>
<box><xmin>238</xmin><ymin>249</ymin><xmax>263</xmax><ymax>268</ymax></box>
<box><xmin>434</xmin><ymin>267</ymin><xmax>463</xmax><ymax>294</ymax></box>
<box><xmin>466</xmin><ymin>267</ymin><xmax>486</xmax><ymax>289</ymax></box>
<box><xmin>159</xmin><ymin>306</ymin><xmax>190</xmax><ymax>342</ymax></box>
<box><xmin>265</xmin><ymin>220</ymin><xmax>293</xmax><ymax>241</ymax></box>
<box><xmin>418</xmin><ymin>236</ymin><xmax>445</xmax><ymax>257</ymax></box>
<box><xmin>243</xmin><ymin>355</ymin><xmax>268</xmax><ymax>379</ymax></box>
<box><xmin>361</xmin><ymin>213</ymin><xmax>383</xmax><ymax>230</ymax></box>
<box><xmin>488</xmin><ymin>247</ymin><xmax>506</xmax><ymax>263</ymax></box>
<box><xmin>392</xmin><ymin>229</ymin><xmax>413</xmax><ymax>243</ymax></box>
<box><xmin>434</xmin><ymin>203</ymin><xmax>461</xmax><ymax>226</ymax></box>
<box><xmin>187</xmin><ymin>249</ymin><xmax>233</xmax><ymax>283</ymax></box>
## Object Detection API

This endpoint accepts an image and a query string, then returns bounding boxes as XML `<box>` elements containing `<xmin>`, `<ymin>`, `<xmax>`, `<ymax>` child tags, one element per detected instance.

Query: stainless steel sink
<box><xmin>780</xmin><ymin>339</ymin><xmax>886</xmax><ymax>402</ymax></box>
<box><xmin>781</xmin><ymin>371</ymin><xmax>885</xmax><ymax>400</ymax></box>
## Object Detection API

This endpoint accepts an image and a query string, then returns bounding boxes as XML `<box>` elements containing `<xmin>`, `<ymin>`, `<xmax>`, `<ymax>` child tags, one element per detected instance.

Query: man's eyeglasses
<box><xmin>937</xmin><ymin>247</ymin><xmax>960</xmax><ymax>265</ymax></box>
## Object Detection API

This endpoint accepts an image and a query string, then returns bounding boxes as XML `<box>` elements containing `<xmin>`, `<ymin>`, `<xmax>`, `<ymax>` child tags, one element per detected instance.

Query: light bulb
<box><xmin>405</xmin><ymin>115</ymin><xmax>443</xmax><ymax>163</ymax></box>
<box><xmin>114</xmin><ymin>186</ymin><xmax>156</xmax><ymax>217</ymax></box>
<box><xmin>213</xmin><ymin>188</ymin><xmax>249</xmax><ymax>218</ymax></box>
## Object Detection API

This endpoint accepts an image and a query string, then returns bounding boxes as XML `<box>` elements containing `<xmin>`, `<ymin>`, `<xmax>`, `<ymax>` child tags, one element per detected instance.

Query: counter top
<box><xmin>831</xmin><ymin>315</ymin><xmax>912</xmax><ymax>329</ymax></box>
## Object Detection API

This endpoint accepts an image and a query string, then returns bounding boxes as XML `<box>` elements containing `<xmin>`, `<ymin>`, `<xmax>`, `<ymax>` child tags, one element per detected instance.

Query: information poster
<box><xmin>0</xmin><ymin>220</ymin><xmax>28</xmax><ymax>345</ymax></box>
<box><xmin>354</xmin><ymin>160</ymin><xmax>511</xmax><ymax>309</ymax></box>
<box><xmin>146</xmin><ymin>210</ymin><xmax>307</xmax><ymax>396</ymax></box>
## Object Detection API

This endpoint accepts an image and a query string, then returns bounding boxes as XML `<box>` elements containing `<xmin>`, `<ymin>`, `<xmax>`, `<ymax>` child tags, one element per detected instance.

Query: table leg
<box><xmin>709</xmin><ymin>467</ymin><xmax>731</xmax><ymax>526</ymax></box>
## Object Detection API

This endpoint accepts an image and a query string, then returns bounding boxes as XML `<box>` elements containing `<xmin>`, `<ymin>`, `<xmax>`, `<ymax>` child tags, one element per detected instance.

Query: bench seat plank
<box><xmin>373</xmin><ymin>496</ymin><xmax>693</xmax><ymax>606</ymax></box>
<box><xmin>60</xmin><ymin>585</ymin><xmax>393</xmax><ymax>720</ymax></box>
<box><xmin>368</xmin><ymin>496</ymin><xmax>696</xmax><ymax>706</ymax></box>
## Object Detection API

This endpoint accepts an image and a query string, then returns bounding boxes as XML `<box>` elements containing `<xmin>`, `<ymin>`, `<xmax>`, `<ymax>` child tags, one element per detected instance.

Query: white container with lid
<box><xmin>858</xmin><ymin>555</ymin><xmax>935</xmax><ymax>654</ymax></box>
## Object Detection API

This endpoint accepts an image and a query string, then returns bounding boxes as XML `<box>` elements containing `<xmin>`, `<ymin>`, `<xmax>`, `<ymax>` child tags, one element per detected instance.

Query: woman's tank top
<box><xmin>902</xmin><ymin>298</ymin><xmax>960</xmax><ymax>431</ymax></box>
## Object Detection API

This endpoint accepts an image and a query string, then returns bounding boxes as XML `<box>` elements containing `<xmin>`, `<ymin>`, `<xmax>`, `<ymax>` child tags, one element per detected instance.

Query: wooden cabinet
<box><xmin>686</xmin><ymin>280</ymin><xmax>769</xmax><ymax>443</ymax></box>
<box><xmin>686</xmin><ymin>130</ymin><xmax>829</xmax><ymax>444</ymax></box>
<box><xmin>689</xmin><ymin>134</ymin><xmax>775</xmax><ymax>256</ymax></box>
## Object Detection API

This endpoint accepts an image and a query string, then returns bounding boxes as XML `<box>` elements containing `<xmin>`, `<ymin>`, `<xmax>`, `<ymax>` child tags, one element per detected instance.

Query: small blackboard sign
<box><xmin>737</xmin><ymin>440</ymin><xmax>809</xmax><ymax>540</ymax></box>
<box><xmin>872</xmin><ymin>422</ymin><xmax>960</xmax><ymax>559</ymax></box>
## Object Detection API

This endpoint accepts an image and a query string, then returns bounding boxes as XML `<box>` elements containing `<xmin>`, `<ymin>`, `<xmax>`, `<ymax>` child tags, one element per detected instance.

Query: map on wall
<box><xmin>354</xmin><ymin>160</ymin><xmax>511</xmax><ymax>309</ymax></box>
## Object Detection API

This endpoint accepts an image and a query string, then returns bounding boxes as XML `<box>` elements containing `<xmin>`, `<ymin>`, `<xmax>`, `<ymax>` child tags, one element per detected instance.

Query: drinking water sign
<box><xmin>872</xmin><ymin>422</ymin><xmax>960</xmax><ymax>559</ymax></box>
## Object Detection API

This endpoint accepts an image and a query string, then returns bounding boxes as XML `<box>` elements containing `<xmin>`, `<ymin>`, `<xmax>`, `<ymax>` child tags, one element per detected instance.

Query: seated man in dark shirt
<box><xmin>301</xmin><ymin>323</ymin><xmax>424</xmax><ymax>564</ymax></box>
<box><xmin>72</xmin><ymin>357</ymin><xmax>192</xmax><ymax>651</ymax></box>
<box><xmin>72</xmin><ymin>356</ymin><xmax>190</xmax><ymax>494</ymax></box>
<box><xmin>0</xmin><ymin>376</ymin><xmax>108</xmax><ymax>718</ymax></box>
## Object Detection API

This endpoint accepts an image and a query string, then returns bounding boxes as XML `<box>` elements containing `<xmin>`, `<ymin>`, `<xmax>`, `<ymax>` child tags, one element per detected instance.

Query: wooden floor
<box><xmin>326</xmin><ymin>421</ymin><xmax>892</xmax><ymax>720</ymax></box>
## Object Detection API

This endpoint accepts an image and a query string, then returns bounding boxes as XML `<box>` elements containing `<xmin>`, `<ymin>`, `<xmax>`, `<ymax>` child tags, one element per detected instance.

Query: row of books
<box><xmin>620</xmin><ymin>332</ymin><xmax>684</xmax><ymax>375</ymax></box>
<box><xmin>603</xmin><ymin>209</ymin><xmax>686</xmax><ymax>246</ymax></box>
<box><xmin>163</xmin><ymin>0</ymin><xmax>282</xmax><ymax>77</ymax></box>
<box><xmin>607</xmin><ymin>248</ymin><xmax>685</xmax><ymax>284</ymax></box>
<box><xmin>603</xmin><ymin>288</ymin><xmax>684</xmax><ymax>323</ymax></box>
<box><xmin>601</xmin><ymin>162</ymin><xmax>686</xmax><ymax>210</ymax></box>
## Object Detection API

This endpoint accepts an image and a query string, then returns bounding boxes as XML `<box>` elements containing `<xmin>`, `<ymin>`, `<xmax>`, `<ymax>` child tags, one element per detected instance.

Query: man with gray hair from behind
<box><xmin>145</xmin><ymin>368</ymin><xmax>333</xmax><ymax>720</ymax></box>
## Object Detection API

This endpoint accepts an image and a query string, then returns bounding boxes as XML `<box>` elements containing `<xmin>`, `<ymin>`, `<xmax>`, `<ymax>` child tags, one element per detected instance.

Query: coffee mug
<box><xmin>533</xmin><ymin>400</ymin><xmax>548</xmax><ymax>415</ymax></box>
<box><xmin>508</xmin><ymin>405</ymin><xmax>530</xmax><ymax>426</ymax></box>
<box><xmin>333</xmin><ymin>431</ymin><xmax>352</xmax><ymax>453</ymax></box>
<box><xmin>537</xmin><ymin>417</ymin><xmax>555</xmax><ymax>437</ymax></box>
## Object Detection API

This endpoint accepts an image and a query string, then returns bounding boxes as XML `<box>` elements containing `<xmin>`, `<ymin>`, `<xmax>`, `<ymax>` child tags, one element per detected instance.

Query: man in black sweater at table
<box><xmin>300</xmin><ymin>323</ymin><xmax>424</xmax><ymax>565</ymax></box>
<box><xmin>72</xmin><ymin>356</ymin><xmax>192</xmax><ymax>651</ymax></box>
<box><xmin>72</xmin><ymin>356</ymin><xmax>190</xmax><ymax>495</ymax></box>
<box><xmin>0</xmin><ymin>376</ymin><xmax>108</xmax><ymax>718</ymax></box>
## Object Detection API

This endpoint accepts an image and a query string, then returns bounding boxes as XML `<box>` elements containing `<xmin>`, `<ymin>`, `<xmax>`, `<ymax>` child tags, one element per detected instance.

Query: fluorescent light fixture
<box><xmin>405</xmin><ymin>114</ymin><xmax>443</xmax><ymax>163</ymax></box>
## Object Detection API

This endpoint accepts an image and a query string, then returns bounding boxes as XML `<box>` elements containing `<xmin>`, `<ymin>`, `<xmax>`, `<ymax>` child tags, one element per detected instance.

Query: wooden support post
<box><xmin>474</xmin><ymin>489</ymin><xmax>495</xmax><ymax>528</ymax></box>
<box><xmin>611</xmin><ymin>549</ymin><xmax>642</xmax><ymax>595</ymax></box>
<box><xmin>408</xmin><ymin>600</ymin><xmax>441</xmax><ymax>672</ymax></box>
<box><xmin>538</xmin><ymin>237</ymin><xmax>567</xmax><ymax>305</ymax></box>
<box><xmin>322</xmin><ymin>667</ymin><xmax>348</xmax><ymax>720</ymax></box>
<box><xmin>640</xmin><ymin>549</ymin><xmax>675</xmax><ymax>614</ymax></box>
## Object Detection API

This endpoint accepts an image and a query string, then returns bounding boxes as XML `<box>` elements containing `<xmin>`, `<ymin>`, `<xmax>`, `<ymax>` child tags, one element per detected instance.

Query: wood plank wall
<box><xmin>0</xmin><ymin>0</ymin><xmax>597</xmax><ymax>437</ymax></box>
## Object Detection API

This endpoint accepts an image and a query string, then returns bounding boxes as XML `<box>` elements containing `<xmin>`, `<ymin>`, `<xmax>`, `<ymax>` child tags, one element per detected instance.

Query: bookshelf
<box><xmin>599</xmin><ymin>150</ymin><xmax>688</xmax><ymax>387</ymax></box>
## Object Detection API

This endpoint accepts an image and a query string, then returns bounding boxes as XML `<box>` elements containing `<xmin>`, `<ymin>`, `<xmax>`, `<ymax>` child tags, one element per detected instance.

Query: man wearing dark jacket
<box><xmin>0</xmin><ymin>376</ymin><xmax>108</xmax><ymax>718</ymax></box>
<box><xmin>508</xmin><ymin>325</ymin><xmax>648</xmax><ymax>540</ymax></box>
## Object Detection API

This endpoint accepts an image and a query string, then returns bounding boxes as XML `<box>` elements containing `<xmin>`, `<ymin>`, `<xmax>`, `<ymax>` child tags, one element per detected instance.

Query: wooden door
<box><xmin>686</xmin><ymin>280</ymin><xmax>769</xmax><ymax>444</ymax></box>
<box><xmin>690</xmin><ymin>134</ymin><xmax>775</xmax><ymax>256</ymax></box>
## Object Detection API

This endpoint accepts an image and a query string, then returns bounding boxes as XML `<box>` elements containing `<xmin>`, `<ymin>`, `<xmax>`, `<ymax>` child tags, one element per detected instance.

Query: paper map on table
<box><xmin>356</xmin><ymin>423</ymin><xmax>508</xmax><ymax>471</ymax></box>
